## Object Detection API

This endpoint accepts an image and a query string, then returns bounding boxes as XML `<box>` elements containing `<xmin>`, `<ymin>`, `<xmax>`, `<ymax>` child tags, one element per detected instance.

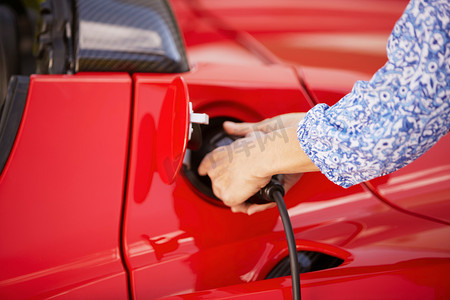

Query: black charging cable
<box><xmin>259</xmin><ymin>178</ymin><xmax>301</xmax><ymax>300</ymax></box>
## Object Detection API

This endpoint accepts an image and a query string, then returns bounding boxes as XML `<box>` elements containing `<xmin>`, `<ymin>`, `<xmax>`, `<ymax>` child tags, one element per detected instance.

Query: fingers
<box><xmin>198</xmin><ymin>146</ymin><xmax>228</xmax><ymax>176</ymax></box>
<box><xmin>199</xmin><ymin>151</ymin><xmax>278</xmax><ymax>215</ymax></box>
<box><xmin>247</xmin><ymin>203</ymin><xmax>277</xmax><ymax>215</ymax></box>
<box><xmin>231</xmin><ymin>203</ymin><xmax>250</xmax><ymax>214</ymax></box>
<box><xmin>223</xmin><ymin>113</ymin><xmax>307</xmax><ymax>138</ymax></box>
<box><xmin>197</xmin><ymin>128</ymin><xmax>280</xmax><ymax>215</ymax></box>
<box><xmin>224</xmin><ymin>120</ymin><xmax>271</xmax><ymax>136</ymax></box>
<box><xmin>197</xmin><ymin>151</ymin><xmax>211</xmax><ymax>176</ymax></box>
<box><xmin>223</xmin><ymin>121</ymin><xmax>253</xmax><ymax>136</ymax></box>
<box><xmin>231</xmin><ymin>202</ymin><xmax>277</xmax><ymax>215</ymax></box>
<box><xmin>282</xmin><ymin>173</ymin><xmax>303</xmax><ymax>193</ymax></box>
<box><xmin>224</xmin><ymin>117</ymin><xmax>283</xmax><ymax>136</ymax></box>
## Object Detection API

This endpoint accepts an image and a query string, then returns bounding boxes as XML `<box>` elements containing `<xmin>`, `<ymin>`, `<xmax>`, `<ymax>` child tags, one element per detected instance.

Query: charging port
<box><xmin>183</xmin><ymin>117</ymin><xmax>241</xmax><ymax>206</ymax></box>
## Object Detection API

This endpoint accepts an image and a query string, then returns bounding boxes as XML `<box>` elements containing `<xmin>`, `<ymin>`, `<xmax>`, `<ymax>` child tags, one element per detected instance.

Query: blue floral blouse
<box><xmin>297</xmin><ymin>0</ymin><xmax>449</xmax><ymax>188</ymax></box>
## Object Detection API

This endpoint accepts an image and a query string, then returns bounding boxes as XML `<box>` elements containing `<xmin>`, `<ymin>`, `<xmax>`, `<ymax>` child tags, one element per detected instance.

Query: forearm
<box><xmin>259</xmin><ymin>127</ymin><xmax>319</xmax><ymax>177</ymax></box>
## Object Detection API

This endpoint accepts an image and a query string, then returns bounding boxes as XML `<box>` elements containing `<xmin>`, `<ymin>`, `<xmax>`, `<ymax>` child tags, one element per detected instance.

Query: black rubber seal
<box><xmin>0</xmin><ymin>76</ymin><xmax>29</xmax><ymax>175</ymax></box>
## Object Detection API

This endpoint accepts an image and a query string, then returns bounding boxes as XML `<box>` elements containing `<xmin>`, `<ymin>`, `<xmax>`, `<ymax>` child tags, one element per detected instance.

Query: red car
<box><xmin>1</xmin><ymin>0</ymin><xmax>449</xmax><ymax>299</ymax></box>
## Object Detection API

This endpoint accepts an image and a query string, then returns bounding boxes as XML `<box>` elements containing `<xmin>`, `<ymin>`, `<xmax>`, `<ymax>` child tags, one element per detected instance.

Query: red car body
<box><xmin>1</xmin><ymin>0</ymin><xmax>449</xmax><ymax>299</ymax></box>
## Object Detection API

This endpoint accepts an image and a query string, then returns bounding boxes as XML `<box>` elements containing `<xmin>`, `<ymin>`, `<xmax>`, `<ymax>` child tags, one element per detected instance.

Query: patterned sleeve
<box><xmin>297</xmin><ymin>0</ymin><xmax>450</xmax><ymax>188</ymax></box>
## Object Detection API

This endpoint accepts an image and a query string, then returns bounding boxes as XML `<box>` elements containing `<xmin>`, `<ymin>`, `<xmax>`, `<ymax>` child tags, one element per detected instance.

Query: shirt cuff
<box><xmin>297</xmin><ymin>103</ymin><xmax>358</xmax><ymax>188</ymax></box>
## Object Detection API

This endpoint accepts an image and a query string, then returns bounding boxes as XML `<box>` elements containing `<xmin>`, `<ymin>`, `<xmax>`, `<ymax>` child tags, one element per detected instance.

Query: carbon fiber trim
<box><xmin>35</xmin><ymin>0</ymin><xmax>73</xmax><ymax>74</ymax></box>
<box><xmin>0</xmin><ymin>76</ymin><xmax>29</xmax><ymax>175</ymax></box>
<box><xmin>75</xmin><ymin>0</ymin><xmax>189</xmax><ymax>73</ymax></box>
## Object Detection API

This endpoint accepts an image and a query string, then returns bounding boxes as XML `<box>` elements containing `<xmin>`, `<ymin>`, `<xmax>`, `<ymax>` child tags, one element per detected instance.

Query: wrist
<box><xmin>260</xmin><ymin>127</ymin><xmax>318</xmax><ymax>177</ymax></box>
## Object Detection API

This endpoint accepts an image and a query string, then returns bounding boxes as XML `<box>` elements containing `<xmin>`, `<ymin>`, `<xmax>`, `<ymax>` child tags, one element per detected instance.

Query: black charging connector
<box><xmin>260</xmin><ymin>177</ymin><xmax>301</xmax><ymax>300</ymax></box>
<box><xmin>258</xmin><ymin>176</ymin><xmax>285</xmax><ymax>201</ymax></box>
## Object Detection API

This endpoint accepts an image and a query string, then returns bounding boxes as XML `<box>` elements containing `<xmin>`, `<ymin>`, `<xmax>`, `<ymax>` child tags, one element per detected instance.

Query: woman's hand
<box><xmin>198</xmin><ymin>113</ymin><xmax>318</xmax><ymax>215</ymax></box>
<box><xmin>223</xmin><ymin>113</ymin><xmax>307</xmax><ymax>208</ymax></box>
<box><xmin>198</xmin><ymin>131</ymin><xmax>275</xmax><ymax>214</ymax></box>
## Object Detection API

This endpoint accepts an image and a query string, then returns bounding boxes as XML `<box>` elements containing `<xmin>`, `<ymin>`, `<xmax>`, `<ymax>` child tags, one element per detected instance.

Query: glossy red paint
<box><xmin>0</xmin><ymin>74</ymin><xmax>131</xmax><ymax>298</ymax></box>
<box><xmin>171</xmin><ymin>0</ymin><xmax>410</xmax><ymax>108</ymax></box>
<box><xmin>123</xmin><ymin>62</ymin><xmax>450</xmax><ymax>299</ymax></box>
<box><xmin>172</xmin><ymin>0</ymin><xmax>408</xmax><ymax>74</ymax></box>
<box><xmin>299</xmin><ymin>66</ymin><xmax>372</xmax><ymax>107</ymax></box>
<box><xmin>162</xmin><ymin>258</ymin><xmax>450</xmax><ymax>299</ymax></box>
<box><xmin>367</xmin><ymin>133</ymin><xmax>450</xmax><ymax>225</ymax></box>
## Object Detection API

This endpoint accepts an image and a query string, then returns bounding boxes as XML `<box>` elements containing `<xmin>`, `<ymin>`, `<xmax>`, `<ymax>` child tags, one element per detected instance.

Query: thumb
<box><xmin>282</xmin><ymin>173</ymin><xmax>303</xmax><ymax>193</ymax></box>
<box><xmin>223</xmin><ymin>121</ymin><xmax>253</xmax><ymax>136</ymax></box>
